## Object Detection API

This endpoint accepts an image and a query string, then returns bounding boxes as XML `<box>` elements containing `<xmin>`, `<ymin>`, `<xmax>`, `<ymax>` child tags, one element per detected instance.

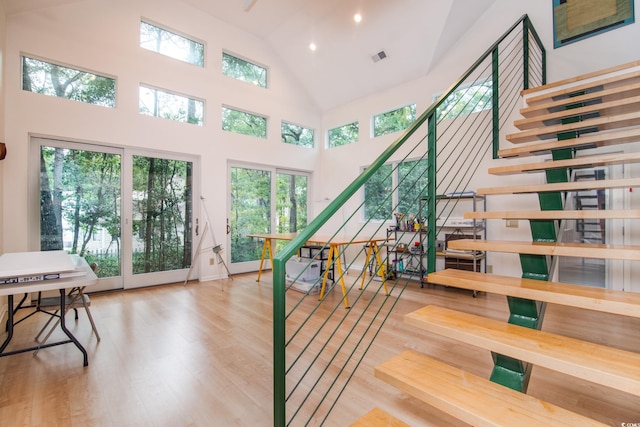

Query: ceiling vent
<box><xmin>371</xmin><ymin>50</ymin><xmax>387</xmax><ymax>63</ymax></box>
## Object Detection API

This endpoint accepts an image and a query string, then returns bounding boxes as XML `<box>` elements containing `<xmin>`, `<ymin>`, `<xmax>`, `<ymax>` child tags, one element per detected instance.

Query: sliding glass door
<box><xmin>32</xmin><ymin>138</ymin><xmax>198</xmax><ymax>291</ymax></box>
<box><xmin>228</xmin><ymin>164</ymin><xmax>309</xmax><ymax>274</ymax></box>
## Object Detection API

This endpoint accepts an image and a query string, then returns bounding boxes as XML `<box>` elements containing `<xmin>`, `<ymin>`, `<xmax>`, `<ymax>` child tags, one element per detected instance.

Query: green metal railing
<box><xmin>272</xmin><ymin>15</ymin><xmax>545</xmax><ymax>426</ymax></box>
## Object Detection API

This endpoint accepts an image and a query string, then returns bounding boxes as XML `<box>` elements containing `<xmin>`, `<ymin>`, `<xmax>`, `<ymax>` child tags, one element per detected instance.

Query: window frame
<box><xmin>281</xmin><ymin>121</ymin><xmax>315</xmax><ymax>148</ymax></box>
<box><xmin>221</xmin><ymin>105</ymin><xmax>269</xmax><ymax>139</ymax></box>
<box><xmin>372</xmin><ymin>103</ymin><xmax>417</xmax><ymax>138</ymax></box>
<box><xmin>21</xmin><ymin>54</ymin><xmax>117</xmax><ymax>108</ymax></box>
<box><xmin>139</xmin><ymin>19</ymin><xmax>206</xmax><ymax>67</ymax></box>
<box><xmin>222</xmin><ymin>50</ymin><xmax>269</xmax><ymax>89</ymax></box>
<box><xmin>434</xmin><ymin>78</ymin><xmax>493</xmax><ymax>121</ymax></box>
<box><xmin>138</xmin><ymin>84</ymin><xmax>205</xmax><ymax>126</ymax></box>
<box><xmin>327</xmin><ymin>121</ymin><xmax>359</xmax><ymax>148</ymax></box>
<box><xmin>361</xmin><ymin>157</ymin><xmax>429</xmax><ymax>222</ymax></box>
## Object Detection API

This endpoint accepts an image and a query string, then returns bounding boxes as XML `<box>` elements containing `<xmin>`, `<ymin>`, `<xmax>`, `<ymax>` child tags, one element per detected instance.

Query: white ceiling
<box><xmin>4</xmin><ymin>0</ymin><xmax>497</xmax><ymax>111</ymax></box>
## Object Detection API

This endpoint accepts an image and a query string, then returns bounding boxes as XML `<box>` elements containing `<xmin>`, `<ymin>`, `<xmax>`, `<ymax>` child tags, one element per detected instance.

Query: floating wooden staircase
<box><xmin>371</xmin><ymin>60</ymin><xmax>640</xmax><ymax>425</ymax></box>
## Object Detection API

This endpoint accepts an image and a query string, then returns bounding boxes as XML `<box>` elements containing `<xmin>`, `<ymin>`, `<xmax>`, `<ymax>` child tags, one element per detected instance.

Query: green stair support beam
<box><xmin>490</xmin><ymin>109</ymin><xmax>580</xmax><ymax>393</ymax></box>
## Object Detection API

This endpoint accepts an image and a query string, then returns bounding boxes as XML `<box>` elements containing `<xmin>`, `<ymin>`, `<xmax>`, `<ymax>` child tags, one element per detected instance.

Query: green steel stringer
<box><xmin>491</xmin><ymin>141</ymin><xmax>576</xmax><ymax>392</ymax></box>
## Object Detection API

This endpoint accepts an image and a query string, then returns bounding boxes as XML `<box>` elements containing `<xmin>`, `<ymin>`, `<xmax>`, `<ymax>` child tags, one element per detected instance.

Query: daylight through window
<box><xmin>22</xmin><ymin>56</ymin><xmax>116</xmax><ymax>107</ymax></box>
<box><xmin>281</xmin><ymin>122</ymin><xmax>314</xmax><ymax>148</ymax></box>
<box><xmin>139</xmin><ymin>85</ymin><xmax>204</xmax><ymax>125</ymax></box>
<box><xmin>373</xmin><ymin>104</ymin><xmax>416</xmax><ymax>137</ymax></box>
<box><xmin>222</xmin><ymin>52</ymin><xmax>267</xmax><ymax>88</ymax></box>
<box><xmin>222</xmin><ymin>106</ymin><xmax>267</xmax><ymax>138</ymax></box>
<box><xmin>436</xmin><ymin>79</ymin><xmax>492</xmax><ymax>121</ymax></box>
<box><xmin>363</xmin><ymin>159</ymin><xmax>429</xmax><ymax>221</ymax></box>
<box><xmin>140</xmin><ymin>21</ymin><xmax>204</xmax><ymax>67</ymax></box>
<box><xmin>328</xmin><ymin>122</ymin><xmax>359</xmax><ymax>148</ymax></box>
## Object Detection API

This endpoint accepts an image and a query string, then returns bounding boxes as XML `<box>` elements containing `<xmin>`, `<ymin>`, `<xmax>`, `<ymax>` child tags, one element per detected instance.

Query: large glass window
<box><xmin>229</xmin><ymin>167</ymin><xmax>271</xmax><ymax>264</ymax></box>
<box><xmin>228</xmin><ymin>165</ymin><xmax>309</xmax><ymax>273</ymax></box>
<box><xmin>281</xmin><ymin>122</ymin><xmax>314</xmax><ymax>148</ymax></box>
<box><xmin>139</xmin><ymin>85</ymin><xmax>204</xmax><ymax>125</ymax></box>
<box><xmin>140</xmin><ymin>21</ymin><xmax>204</xmax><ymax>67</ymax></box>
<box><xmin>34</xmin><ymin>139</ymin><xmax>198</xmax><ymax>291</ymax></box>
<box><xmin>131</xmin><ymin>156</ymin><xmax>193</xmax><ymax>274</ymax></box>
<box><xmin>222</xmin><ymin>106</ymin><xmax>267</xmax><ymax>138</ymax></box>
<box><xmin>373</xmin><ymin>104</ymin><xmax>416</xmax><ymax>137</ymax></box>
<box><xmin>436</xmin><ymin>79</ymin><xmax>492</xmax><ymax>121</ymax></box>
<box><xmin>222</xmin><ymin>52</ymin><xmax>267</xmax><ymax>88</ymax></box>
<box><xmin>364</xmin><ymin>164</ymin><xmax>393</xmax><ymax>221</ymax></box>
<box><xmin>397</xmin><ymin>159</ymin><xmax>429</xmax><ymax>215</ymax></box>
<box><xmin>39</xmin><ymin>146</ymin><xmax>122</xmax><ymax>277</ymax></box>
<box><xmin>22</xmin><ymin>56</ymin><xmax>116</xmax><ymax>107</ymax></box>
<box><xmin>363</xmin><ymin>159</ymin><xmax>428</xmax><ymax>221</ymax></box>
<box><xmin>328</xmin><ymin>122</ymin><xmax>359</xmax><ymax>148</ymax></box>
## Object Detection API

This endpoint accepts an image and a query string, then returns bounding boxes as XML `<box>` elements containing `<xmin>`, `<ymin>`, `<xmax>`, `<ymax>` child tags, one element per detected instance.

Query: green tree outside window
<box><xmin>222</xmin><ymin>107</ymin><xmax>267</xmax><ymax>138</ymax></box>
<box><xmin>22</xmin><ymin>56</ymin><xmax>115</xmax><ymax>107</ymax></box>
<box><xmin>373</xmin><ymin>104</ymin><xmax>416</xmax><ymax>137</ymax></box>
<box><xmin>222</xmin><ymin>52</ymin><xmax>267</xmax><ymax>88</ymax></box>
<box><xmin>140</xmin><ymin>21</ymin><xmax>204</xmax><ymax>67</ymax></box>
<box><xmin>281</xmin><ymin>122</ymin><xmax>314</xmax><ymax>148</ymax></box>
<box><xmin>364</xmin><ymin>164</ymin><xmax>393</xmax><ymax>220</ymax></box>
<box><xmin>328</xmin><ymin>122</ymin><xmax>359</xmax><ymax>148</ymax></box>
<box><xmin>437</xmin><ymin>80</ymin><xmax>492</xmax><ymax>121</ymax></box>
<box><xmin>139</xmin><ymin>86</ymin><xmax>203</xmax><ymax>126</ymax></box>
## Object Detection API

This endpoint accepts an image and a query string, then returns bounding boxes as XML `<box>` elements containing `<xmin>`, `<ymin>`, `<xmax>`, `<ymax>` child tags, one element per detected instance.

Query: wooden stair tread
<box><xmin>375</xmin><ymin>350</ymin><xmax>609</xmax><ymax>427</ymax></box>
<box><xmin>515</xmin><ymin>95</ymin><xmax>640</xmax><ymax>130</ymax></box>
<box><xmin>446</xmin><ymin>239</ymin><xmax>640</xmax><ymax>261</ymax></box>
<box><xmin>520</xmin><ymin>82</ymin><xmax>640</xmax><ymax>118</ymax></box>
<box><xmin>488</xmin><ymin>151</ymin><xmax>640</xmax><ymax>175</ymax></box>
<box><xmin>463</xmin><ymin>209</ymin><xmax>639</xmax><ymax>220</ymax></box>
<box><xmin>404</xmin><ymin>306</ymin><xmax>640</xmax><ymax>397</ymax></box>
<box><xmin>506</xmin><ymin>112</ymin><xmax>640</xmax><ymax>144</ymax></box>
<box><xmin>498</xmin><ymin>127</ymin><xmax>640</xmax><ymax>158</ymax></box>
<box><xmin>477</xmin><ymin>177</ymin><xmax>640</xmax><ymax>195</ymax></box>
<box><xmin>427</xmin><ymin>269</ymin><xmax>640</xmax><ymax>318</ymax></box>
<box><xmin>522</xmin><ymin>64</ymin><xmax>640</xmax><ymax>103</ymax></box>
<box><xmin>521</xmin><ymin>60</ymin><xmax>640</xmax><ymax>96</ymax></box>
<box><xmin>349</xmin><ymin>407</ymin><xmax>410</xmax><ymax>427</ymax></box>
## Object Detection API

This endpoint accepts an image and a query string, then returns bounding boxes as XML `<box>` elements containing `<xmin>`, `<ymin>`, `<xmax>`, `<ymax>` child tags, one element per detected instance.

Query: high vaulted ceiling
<box><xmin>4</xmin><ymin>0</ymin><xmax>497</xmax><ymax>111</ymax></box>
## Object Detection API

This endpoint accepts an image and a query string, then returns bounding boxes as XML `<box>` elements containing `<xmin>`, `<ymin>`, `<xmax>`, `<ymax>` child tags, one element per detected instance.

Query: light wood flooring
<box><xmin>0</xmin><ymin>273</ymin><xmax>638</xmax><ymax>426</ymax></box>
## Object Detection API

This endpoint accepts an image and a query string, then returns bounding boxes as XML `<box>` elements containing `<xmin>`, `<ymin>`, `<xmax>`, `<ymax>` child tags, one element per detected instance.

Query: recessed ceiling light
<box><xmin>354</xmin><ymin>13</ymin><xmax>362</xmax><ymax>23</ymax></box>
<box><xmin>309</xmin><ymin>42</ymin><xmax>317</xmax><ymax>51</ymax></box>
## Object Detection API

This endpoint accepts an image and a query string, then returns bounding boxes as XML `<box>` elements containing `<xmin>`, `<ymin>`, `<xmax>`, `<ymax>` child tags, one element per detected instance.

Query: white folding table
<box><xmin>0</xmin><ymin>252</ymin><xmax>98</xmax><ymax>366</ymax></box>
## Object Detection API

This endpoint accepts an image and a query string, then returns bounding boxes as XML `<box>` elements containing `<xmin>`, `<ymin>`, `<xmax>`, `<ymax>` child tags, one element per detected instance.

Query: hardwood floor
<box><xmin>0</xmin><ymin>273</ymin><xmax>638</xmax><ymax>426</ymax></box>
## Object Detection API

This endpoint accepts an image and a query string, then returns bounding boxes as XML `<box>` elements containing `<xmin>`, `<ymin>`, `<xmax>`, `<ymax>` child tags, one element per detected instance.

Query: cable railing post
<box><xmin>426</xmin><ymin>113</ymin><xmax>437</xmax><ymax>274</ymax></box>
<box><xmin>273</xmin><ymin>259</ymin><xmax>286</xmax><ymax>427</ymax></box>
<box><xmin>492</xmin><ymin>47</ymin><xmax>500</xmax><ymax>159</ymax></box>
<box><xmin>523</xmin><ymin>17</ymin><xmax>531</xmax><ymax>90</ymax></box>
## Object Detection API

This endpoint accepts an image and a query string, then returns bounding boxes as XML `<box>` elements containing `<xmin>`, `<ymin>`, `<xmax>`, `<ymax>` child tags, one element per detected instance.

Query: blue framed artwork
<box><xmin>553</xmin><ymin>0</ymin><xmax>635</xmax><ymax>48</ymax></box>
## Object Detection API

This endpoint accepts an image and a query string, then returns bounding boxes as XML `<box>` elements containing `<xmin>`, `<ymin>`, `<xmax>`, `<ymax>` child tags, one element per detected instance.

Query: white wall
<box><xmin>2</xmin><ymin>0</ymin><xmax>639</xmax><ymax>282</ymax></box>
<box><xmin>0</xmin><ymin>0</ymin><xmax>6</xmax><ymax>325</ymax></box>
<box><xmin>2</xmin><ymin>0</ymin><xmax>321</xmax><ymax>279</ymax></box>
<box><xmin>0</xmin><ymin>0</ymin><xmax>5</xmax><ymax>256</ymax></box>
<box><xmin>318</xmin><ymin>0</ymin><xmax>640</xmax><ymax>278</ymax></box>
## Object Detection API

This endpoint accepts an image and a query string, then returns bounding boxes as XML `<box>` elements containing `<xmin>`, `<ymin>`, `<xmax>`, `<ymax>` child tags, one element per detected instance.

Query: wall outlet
<box><xmin>506</xmin><ymin>219</ymin><xmax>519</xmax><ymax>228</ymax></box>
<box><xmin>209</xmin><ymin>258</ymin><xmax>215</xmax><ymax>265</ymax></box>
<box><xmin>486</xmin><ymin>265</ymin><xmax>493</xmax><ymax>274</ymax></box>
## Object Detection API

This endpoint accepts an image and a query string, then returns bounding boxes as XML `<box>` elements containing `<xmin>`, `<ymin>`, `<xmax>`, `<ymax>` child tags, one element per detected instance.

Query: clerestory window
<box><xmin>139</xmin><ymin>85</ymin><xmax>204</xmax><ymax>125</ymax></box>
<box><xmin>222</xmin><ymin>106</ymin><xmax>267</xmax><ymax>138</ymax></box>
<box><xmin>281</xmin><ymin>122</ymin><xmax>314</xmax><ymax>148</ymax></box>
<box><xmin>21</xmin><ymin>56</ymin><xmax>116</xmax><ymax>107</ymax></box>
<box><xmin>327</xmin><ymin>122</ymin><xmax>359</xmax><ymax>148</ymax></box>
<box><xmin>140</xmin><ymin>21</ymin><xmax>205</xmax><ymax>67</ymax></box>
<box><xmin>222</xmin><ymin>52</ymin><xmax>268</xmax><ymax>88</ymax></box>
<box><xmin>373</xmin><ymin>104</ymin><xmax>416</xmax><ymax>137</ymax></box>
